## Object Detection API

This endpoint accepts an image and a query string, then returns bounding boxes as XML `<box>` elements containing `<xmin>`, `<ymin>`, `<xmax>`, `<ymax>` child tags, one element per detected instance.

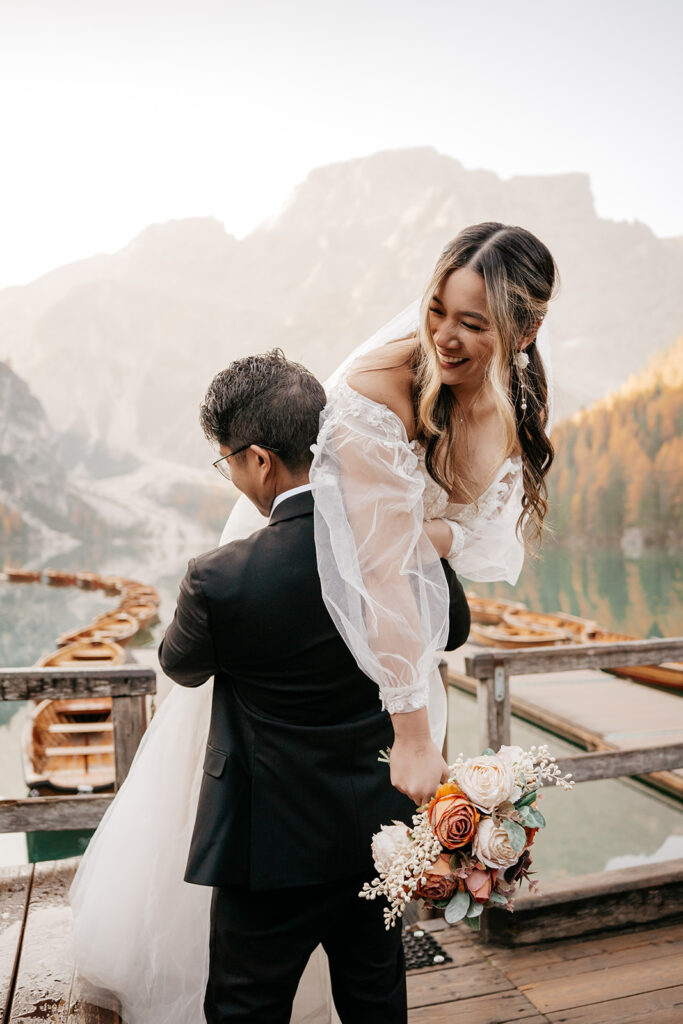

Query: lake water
<box><xmin>1</xmin><ymin>536</ymin><xmax>682</xmax><ymax>877</ymax></box>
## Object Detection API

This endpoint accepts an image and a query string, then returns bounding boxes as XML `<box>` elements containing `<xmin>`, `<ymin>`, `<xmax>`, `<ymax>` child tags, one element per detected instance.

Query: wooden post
<box><xmin>477</xmin><ymin>661</ymin><xmax>510</xmax><ymax>752</ymax></box>
<box><xmin>112</xmin><ymin>695</ymin><xmax>147</xmax><ymax>789</ymax></box>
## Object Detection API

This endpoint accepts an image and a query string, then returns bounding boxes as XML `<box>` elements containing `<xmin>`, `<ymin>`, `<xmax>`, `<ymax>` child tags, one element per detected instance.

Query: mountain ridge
<box><xmin>1</xmin><ymin>147</ymin><xmax>681</xmax><ymax>467</ymax></box>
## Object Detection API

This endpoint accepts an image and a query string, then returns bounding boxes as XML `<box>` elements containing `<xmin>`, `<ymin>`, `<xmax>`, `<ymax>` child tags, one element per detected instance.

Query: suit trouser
<box><xmin>204</xmin><ymin>869</ymin><xmax>407</xmax><ymax>1024</ymax></box>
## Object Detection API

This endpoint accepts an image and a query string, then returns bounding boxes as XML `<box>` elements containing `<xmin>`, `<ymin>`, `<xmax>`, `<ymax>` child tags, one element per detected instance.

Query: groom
<box><xmin>159</xmin><ymin>350</ymin><xmax>471</xmax><ymax>1024</ymax></box>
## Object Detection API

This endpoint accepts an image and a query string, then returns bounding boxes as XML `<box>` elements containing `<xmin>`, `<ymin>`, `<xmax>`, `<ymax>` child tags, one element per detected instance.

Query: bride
<box><xmin>69</xmin><ymin>221</ymin><xmax>557</xmax><ymax>1022</ymax></box>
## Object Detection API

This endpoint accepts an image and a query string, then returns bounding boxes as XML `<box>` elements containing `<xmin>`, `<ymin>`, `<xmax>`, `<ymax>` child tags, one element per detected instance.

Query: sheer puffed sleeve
<box><xmin>310</xmin><ymin>380</ymin><xmax>449</xmax><ymax>714</ymax></box>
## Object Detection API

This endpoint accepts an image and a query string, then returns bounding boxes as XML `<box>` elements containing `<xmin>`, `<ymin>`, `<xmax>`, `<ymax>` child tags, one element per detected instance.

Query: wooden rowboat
<box><xmin>44</xmin><ymin>569</ymin><xmax>79</xmax><ymax>587</ymax></box>
<box><xmin>35</xmin><ymin>639</ymin><xmax>125</xmax><ymax>667</ymax></box>
<box><xmin>503</xmin><ymin>609</ymin><xmax>597</xmax><ymax>639</ymax></box>
<box><xmin>465</xmin><ymin>594</ymin><xmax>527</xmax><ymax>625</ymax></box>
<box><xmin>5</xmin><ymin>568</ymin><xmax>41</xmax><ymax>583</ymax></box>
<box><xmin>57</xmin><ymin>611</ymin><xmax>138</xmax><ymax>647</ymax></box>
<box><xmin>121</xmin><ymin>585</ymin><xmax>160</xmax><ymax>608</ymax></box>
<box><xmin>22</xmin><ymin>697</ymin><xmax>115</xmax><ymax>792</ymax></box>
<box><xmin>582</xmin><ymin>627</ymin><xmax>683</xmax><ymax>693</ymax></box>
<box><xmin>76</xmin><ymin>571</ymin><xmax>102</xmax><ymax>589</ymax></box>
<box><xmin>117</xmin><ymin>600</ymin><xmax>158</xmax><ymax>631</ymax></box>
<box><xmin>469</xmin><ymin>620</ymin><xmax>572</xmax><ymax>648</ymax></box>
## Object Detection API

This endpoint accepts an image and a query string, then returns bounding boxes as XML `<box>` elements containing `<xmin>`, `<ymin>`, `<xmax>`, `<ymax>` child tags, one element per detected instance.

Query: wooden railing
<box><xmin>0</xmin><ymin>666</ymin><xmax>156</xmax><ymax>835</ymax></box>
<box><xmin>460</xmin><ymin>636</ymin><xmax>683</xmax><ymax>943</ymax></box>
<box><xmin>464</xmin><ymin>636</ymin><xmax>683</xmax><ymax>782</ymax></box>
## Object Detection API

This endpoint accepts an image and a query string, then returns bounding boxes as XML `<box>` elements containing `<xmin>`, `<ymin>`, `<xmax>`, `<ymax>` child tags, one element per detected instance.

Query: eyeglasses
<box><xmin>212</xmin><ymin>443</ymin><xmax>280</xmax><ymax>481</ymax></box>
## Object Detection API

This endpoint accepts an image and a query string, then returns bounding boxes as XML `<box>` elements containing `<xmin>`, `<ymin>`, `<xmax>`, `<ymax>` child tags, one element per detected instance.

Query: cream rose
<box><xmin>496</xmin><ymin>745</ymin><xmax>526</xmax><ymax>802</ymax></box>
<box><xmin>371</xmin><ymin>824</ymin><xmax>412</xmax><ymax>874</ymax></box>
<box><xmin>472</xmin><ymin>818</ymin><xmax>520</xmax><ymax>870</ymax></box>
<box><xmin>458</xmin><ymin>754</ymin><xmax>515</xmax><ymax>812</ymax></box>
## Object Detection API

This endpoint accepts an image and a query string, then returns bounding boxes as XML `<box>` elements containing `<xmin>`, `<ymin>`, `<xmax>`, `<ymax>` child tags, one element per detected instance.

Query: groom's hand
<box><xmin>389</xmin><ymin>707</ymin><xmax>449</xmax><ymax>807</ymax></box>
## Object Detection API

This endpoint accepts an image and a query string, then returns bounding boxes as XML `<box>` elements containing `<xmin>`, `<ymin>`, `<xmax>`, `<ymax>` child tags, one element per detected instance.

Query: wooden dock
<box><xmin>2</xmin><ymin>858</ymin><xmax>683</xmax><ymax>1023</ymax></box>
<box><xmin>407</xmin><ymin>917</ymin><xmax>683</xmax><ymax>1023</ymax></box>
<box><xmin>445</xmin><ymin>641</ymin><xmax>683</xmax><ymax>799</ymax></box>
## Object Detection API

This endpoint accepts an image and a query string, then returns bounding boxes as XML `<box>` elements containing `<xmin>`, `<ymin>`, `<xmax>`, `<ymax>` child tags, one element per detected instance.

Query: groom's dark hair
<box><xmin>200</xmin><ymin>349</ymin><xmax>326</xmax><ymax>471</ymax></box>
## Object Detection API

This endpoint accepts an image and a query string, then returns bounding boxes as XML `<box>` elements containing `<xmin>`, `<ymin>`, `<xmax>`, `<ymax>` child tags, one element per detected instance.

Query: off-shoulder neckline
<box><xmin>335</xmin><ymin>377</ymin><xmax>521</xmax><ymax>505</ymax></box>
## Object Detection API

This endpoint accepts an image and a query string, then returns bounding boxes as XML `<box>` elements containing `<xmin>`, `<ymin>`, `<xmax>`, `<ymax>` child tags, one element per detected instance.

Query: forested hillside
<box><xmin>549</xmin><ymin>338</ymin><xmax>683</xmax><ymax>547</ymax></box>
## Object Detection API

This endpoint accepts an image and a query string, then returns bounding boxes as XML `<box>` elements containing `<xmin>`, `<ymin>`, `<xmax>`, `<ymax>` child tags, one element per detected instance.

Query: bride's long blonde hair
<box><xmin>412</xmin><ymin>222</ymin><xmax>558</xmax><ymax>545</ymax></box>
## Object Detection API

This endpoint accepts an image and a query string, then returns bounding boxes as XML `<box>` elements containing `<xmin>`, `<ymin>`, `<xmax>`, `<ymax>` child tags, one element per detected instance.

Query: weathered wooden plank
<box><xmin>477</xmin><ymin>675</ymin><xmax>511</xmax><ymax>751</ymax></box>
<box><xmin>496</xmin><ymin>934</ymin><xmax>683</xmax><ymax>988</ymax></box>
<box><xmin>555</xmin><ymin>742</ymin><xmax>683</xmax><ymax>780</ymax></box>
<box><xmin>408</xmin><ymin>959</ymin><xmax>513</xmax><ymax>1009</ymax></box>
<box><xmin>465</xmin><ymin>637</ymin><xmax>683</xmax><ymax>679</ymax></box>
<box><xmin>112</xmin><ymin>695</ymin><xmax>147</xmax><ymax>788</ymax></box>
<box><xmin>485</xmin><ymin>859</ymin><xmax>683</xmax><ymax>946</ymax></box>
<box><xmin>0</xmin><ymin>863</ymin><xmax>33</xmax><ymax>1017</ymax></box>
<box><xmin>0</xmin><ymin>795</ymin><xmax>113</xmax><ymax>833</ymax></box>
<box><xmin>67</xmin><ymin>995</ymin><xmax>122</xmax><ymax>1023</ymax></box>
<box><xmin>489</xmin><ymin>920</ymin><xmax>683</xmax><ymax>972</ymax></box>
<box><xmin>520</xmin><ymin>951</ymin><xmax>683</xmax><ymax>1014</ymax></box>
<box><xmin>0</xmin><ymin>667</ymin><xmax>156</xmax><ymax>702</ymax></box>
<box><xmin>407</xmin><ymin>988</ymin><xmax>546</xmax><ymax>1023</ymax></box>
<box><xmin>8</xmin><ymin>858</ymin><xmax>79</xmax><ymax>1023</ymax></box>
<box><xmin>544</xmin><ymin>985</ymin><xmax>683</xmax><ymax>1023</ymax></box>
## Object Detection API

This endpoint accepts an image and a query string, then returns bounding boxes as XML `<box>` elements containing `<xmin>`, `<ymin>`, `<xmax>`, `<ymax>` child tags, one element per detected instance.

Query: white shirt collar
<box><xmin>270</xmin><ymin>483</ymin><xmax>313</xmax><ymax>516</ymax></box>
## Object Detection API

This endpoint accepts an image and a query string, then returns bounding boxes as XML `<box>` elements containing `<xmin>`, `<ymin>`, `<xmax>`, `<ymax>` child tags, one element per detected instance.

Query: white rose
<box><xmin>472</xmin><ymin>818</ymin><xmax>520</xmax><ymax>870</ymax></box>
<box><xmin>371</xmin><ymin>824</ymin><xmax>412</xmax><ymax>874</ymax></box>
<box><xmin>458</xmin><ymin>754</ymin><xmax>515</xmax><ymax>812</ymax></box>
<box><xmin>496</xmin><ymin>745</ymin><xmax>526</xmax><ymax>802</ymax></box>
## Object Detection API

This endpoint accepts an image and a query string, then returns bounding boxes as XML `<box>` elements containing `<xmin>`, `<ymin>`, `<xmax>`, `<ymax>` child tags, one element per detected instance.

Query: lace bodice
<box><xmin>309</xmin><ymin>379</ymin><xmax>525</xmax><ymax>715</ymax></box>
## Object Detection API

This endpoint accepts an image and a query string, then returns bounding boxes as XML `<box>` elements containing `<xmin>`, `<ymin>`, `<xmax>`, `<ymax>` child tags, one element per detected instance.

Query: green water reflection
<box><xmin>474</xmin><ymin>545</ymin><xmax>683</xmax><ymax>638</ymax></box>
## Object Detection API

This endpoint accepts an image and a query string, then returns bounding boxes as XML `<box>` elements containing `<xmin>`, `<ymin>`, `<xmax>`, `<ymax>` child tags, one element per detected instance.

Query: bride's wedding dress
<box><xmin>69</xmin><ymin>305</ymin><xmax>544</xmax><ymax>1023</ymax></box>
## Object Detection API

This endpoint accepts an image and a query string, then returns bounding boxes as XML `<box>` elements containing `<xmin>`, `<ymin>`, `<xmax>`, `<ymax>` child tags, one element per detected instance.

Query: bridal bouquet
<box><xmin>361</xmin><ymin>744</ymin><xmax>574</xmax><ymax>930</ymax></box>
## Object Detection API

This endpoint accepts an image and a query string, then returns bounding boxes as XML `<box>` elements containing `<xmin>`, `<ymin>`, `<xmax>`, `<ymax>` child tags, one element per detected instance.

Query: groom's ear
<box><xmin>251</xmin><ymin>445</ymin><xmax>275</xmax><ymax>475</ymax></box>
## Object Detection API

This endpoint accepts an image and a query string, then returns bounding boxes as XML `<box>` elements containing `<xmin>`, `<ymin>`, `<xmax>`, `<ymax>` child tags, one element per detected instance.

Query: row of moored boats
<box><xmin>466</xmin><ymin>594</ymin><xmax>682</xmax><ymax>692</ymax></box>
<box><xmin>4</xmin><ymin>568</ymin><xmax>159</xmax><ymax>794</ymax></box>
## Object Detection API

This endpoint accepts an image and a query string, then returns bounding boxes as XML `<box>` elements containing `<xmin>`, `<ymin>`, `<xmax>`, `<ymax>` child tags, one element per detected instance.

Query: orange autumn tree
<box><xmin>548</xmin><ymin>337</ymin><xmax>683</xmax><ymax>547</ymax></box>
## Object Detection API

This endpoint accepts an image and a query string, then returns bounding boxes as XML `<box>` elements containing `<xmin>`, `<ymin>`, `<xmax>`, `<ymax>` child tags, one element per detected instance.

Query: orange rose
<box><xmin>465</xmin><ymin>867</ymin><xmax>497</xmax><ymax>903</ymax></box>
<box><xmin>414</xmin><ymin>854</ymin><xmax>459</xmax><ymax>901</ymax></box>
<box><xmin>428</xmin><ymin>787</ymin><xmax>479</xmax><ymax>850</ymax></box>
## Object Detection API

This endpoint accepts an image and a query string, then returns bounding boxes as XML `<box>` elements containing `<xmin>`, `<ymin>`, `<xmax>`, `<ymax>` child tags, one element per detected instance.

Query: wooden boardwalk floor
<box><xmin>445</xmin><ymin>642</ymin><xmax>683</xmax><ymax>799</ymax></box>
<box><xmin>2</xmin><ymin>858</ymin><xmax>683</xmax><ymax>1022</ymax></box>
<box><xmin>407</xmin><ymin>918</ymin><xmax>683</xmax><ymax>1023</ymax></box>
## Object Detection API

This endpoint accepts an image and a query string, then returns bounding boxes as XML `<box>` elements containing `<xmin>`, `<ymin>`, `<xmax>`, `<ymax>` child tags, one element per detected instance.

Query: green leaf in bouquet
<box><xmin>518</xmin><ymin>805</ymin><xmax>546</xmax><ymax>829</ymax></box>
<box><xmin>429</xmin><ymin>898</ymin><xmax>452</xmax><ymax>908</ymax></box>
<box><xmin>503</xmin><ymin>819</ymin><xmax>527</xmax><ymax>853</ymax></box>
<box><xmin>464</xmin><ymin>915</ymin><xmax>481</xmax><ymax>930</ymax></box>
<box><xmin>466</xmin><ymin>900</ymin><xmax>484</xmax><ymax>918</ymax></box>
<box><xmin>486</xmin><ymin>890</ymin><xmax>509</xmax><ymax>906</ymax></box>
<box><xmin>481</xmin><ymin>747</ymin><xmax>495</xmax><ymax>756</ymax></box>
<box><xmin>515</xmin><ymin>789</ymin><xmax>539</xmax><ymax>808</ymax></box>
<box><xmin>444</xmin><ymin>887</ymin><xmax>471</xmax><ymax>925</ymax></box>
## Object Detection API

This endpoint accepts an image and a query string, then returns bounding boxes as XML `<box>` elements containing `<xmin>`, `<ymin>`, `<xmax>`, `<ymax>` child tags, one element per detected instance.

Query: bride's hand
<box><xmin>389</xmin><ymin>735</ymin><xmax>449</xmax><ymax>807</ymax></box>
<box><xmin>423</xmin><ymin>518</ymin><xmax>453</xmax><ymax>559</ymax></box>
<box><xmin>389</xmin><ymin>706</ymin><xmax>449</xmax><ymax>806</ymax></box>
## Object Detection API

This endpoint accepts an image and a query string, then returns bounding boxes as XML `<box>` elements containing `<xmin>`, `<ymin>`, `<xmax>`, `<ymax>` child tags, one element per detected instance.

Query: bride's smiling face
<box><xmin>428</xmin><ymin>267</ymin><xmax>497</xmax><ymax>391</ymax></box>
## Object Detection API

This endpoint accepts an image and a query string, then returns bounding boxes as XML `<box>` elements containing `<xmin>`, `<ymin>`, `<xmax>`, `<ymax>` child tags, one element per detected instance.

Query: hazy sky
<box><xmin>1</xmin><ymin>0</ymin><xmax>681</xmax><ymax>288</ymax></box>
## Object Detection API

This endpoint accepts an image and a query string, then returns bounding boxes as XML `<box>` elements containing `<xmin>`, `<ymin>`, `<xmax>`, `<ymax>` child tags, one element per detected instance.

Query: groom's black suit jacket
<box><xmin>159</xmin><ymin>490</ymin><xmax>470</xmax><ymax>891</ymax></box>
